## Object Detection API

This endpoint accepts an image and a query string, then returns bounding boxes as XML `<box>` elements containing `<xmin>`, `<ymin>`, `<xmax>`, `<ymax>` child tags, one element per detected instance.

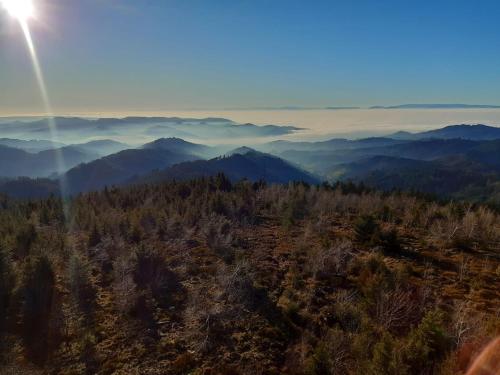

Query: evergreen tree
<box><xmin>21</xmin><ymin>255</ymin><xmax>55</xmax><ymax>364</ymax></box>
<box><xmin>354</xmin><ymin>215</ymin><xmax>380</xmax><ymax>245</ymax></box>
<box><xmin>370</xmin><ymin>333</ymin><xmax>404</xmax><ymax>375</ymax></box>
<box><xmin>402</xmin><ymin>309</ymin><xmax>451</xmax><ymax>374</ymax></box>
<box><xmin>0</xmin><ymin>246</ymin><xmax>14</xmax><ymax>335</ymax></box>
<box><xmin>88</xmin><ymin>223</ymin><xmax>101</xmax><ymax>247</ymax></box>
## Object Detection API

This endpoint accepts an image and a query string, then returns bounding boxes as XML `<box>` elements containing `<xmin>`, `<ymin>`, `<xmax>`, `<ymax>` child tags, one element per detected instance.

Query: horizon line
<box><xmin>2</xmin><ymin>103</ymin><xmax>500</xmax><ymax>118</ymax></box>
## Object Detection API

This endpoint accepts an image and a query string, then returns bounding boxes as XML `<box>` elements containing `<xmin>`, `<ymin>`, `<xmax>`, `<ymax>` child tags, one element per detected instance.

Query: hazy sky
<box><xmin>1</xmin><ymin>0</ymin><xmax>500</xmax><ymax>115</ymax></box>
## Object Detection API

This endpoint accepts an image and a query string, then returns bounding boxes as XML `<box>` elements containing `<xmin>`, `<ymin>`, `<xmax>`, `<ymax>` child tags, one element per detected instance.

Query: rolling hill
<box><xmin>0</xmin><ymin>138</ymin><xmax>65</xmax><ymax>153</ymax></box>
<box><xmin>259</xmin><ymin>137</ymin><xmax>406</xmax><ymax>154</ymax></box>
<box><xmin>328</xmin><ymin>154</ymin><xmax>500</xmax><ymax>203</ymax></box>
<box><xmin>0</xmin><ymin>177</ymin><xmax>59</xmax><ymax>199</ymax></box>
<box><xmin>142</xmin><ymin>137</ymin><xmax>214</xmax><ymax>158</ymax></box>
<box><xmin>71</xmin><ymin>139</ymin><xmax>131</xmax><ymax>156</ymax></box>
<box><xmin>0</xmin><ymin>145</ymin><xmax>99</xmax><ymax>178</ymax></box>
<box><xmin>62</xmin><ymin>148</ymin><xmax>199</xmax><ymax>194</ymax></box>
<box><xmin>135</xmin><ymin>149</ymin><xmax>320</xmax><ymax>186</ymax></box>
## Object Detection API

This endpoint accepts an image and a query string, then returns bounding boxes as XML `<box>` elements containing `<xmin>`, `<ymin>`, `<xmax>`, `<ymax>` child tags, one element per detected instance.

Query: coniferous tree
<box><xmin>21</xmin><ymin>255</ymin><xmax>55</xmax><ymax>364</ymax></box>
<box><xmin>0</xmin><ymin>246</ymin><xmax>14</xmax><ymax>335</ymax></box>
<box><xmin>88</xmin><ymin>223</ymin><xmax>101</xmax><ymax>247</ymax></box>
<box><xmin>68</xmin><ymin>254</ymin><xmax>96</xmax><ymax>319</ymax></box>
<box><xmin>354</xmin><ymin>215</ymin><xmax>380</xmax><ymax>245</ymax></box>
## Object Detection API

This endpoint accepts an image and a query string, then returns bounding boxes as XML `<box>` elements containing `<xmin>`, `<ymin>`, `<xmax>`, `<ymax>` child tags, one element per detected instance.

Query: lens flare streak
<box><xmin>19</xmin><ymin>20</ymin><xmax>50</xmax><ymax>116</ymax></box>
<box><xmin>18</xmin><ymin>18</ymin><xmax>69</xmax><ymax>211</ymax></box>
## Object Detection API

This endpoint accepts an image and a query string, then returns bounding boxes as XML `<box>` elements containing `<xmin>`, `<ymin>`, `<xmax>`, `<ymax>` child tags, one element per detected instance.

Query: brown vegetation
<box><xmin>0</xmin><ymin>176</ymin><xmax>498</xmax><ymax>374</ymax></box>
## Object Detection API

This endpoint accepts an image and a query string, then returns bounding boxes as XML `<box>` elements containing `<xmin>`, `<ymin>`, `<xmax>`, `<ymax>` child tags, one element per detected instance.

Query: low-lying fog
<box><xmin>142</xmin><ymin>108</ymin><xmax>500</xmax><ymax>140</ymax></box>
<box><xmin>1</xmin><ymin>108</ymin><xmax>500</xmax><ymax>145</ymax></box>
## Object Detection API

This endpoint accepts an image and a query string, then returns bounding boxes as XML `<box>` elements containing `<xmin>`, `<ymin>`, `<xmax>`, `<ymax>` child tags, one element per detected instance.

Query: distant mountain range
<box><xmin>258</xmin><ymin>137</ymin><xmax>406</xmax><ymax>154</ymax></box>
<box><xmin>221</xmin><ymin>104</ymin><xmax>500</xmax><ymax>110</ymax></box>
<box><xmin>388</xmin><ymin>124</ymin><xmax>500</xmax><ymax>140</ymax></box>
<box><xmin>273</xmin><ymin>138</ymin><xmax>486</xmax><ymax>174</ymax></box>
<box><xmin>72</xmin><ymin>139</ymin><xmax>130</xmax><ymax>156</ymax></box>
<box><xmin>0</xmin><ymin>138</ymin><xmax>129</xmax><ymax>156</ymax></box>
<box><xmin>0</xmin><ymin>138</ymin><xmax>65</xmax><ymax>153</ymax></box>
<box><xmin>0</xmin><ymin>123</ymin><xmax>499</xmax><ymax>205</ymax></box>
<box><xmin>0</xmin><ymin>145</ymin><xmax>98</xmax><ymax>178</ymax></box>
<box><xmin>256</xmin><ymin>124</ymin><xmax>500</xmax><ymax>204</ymax></box>
<box><xmin>370</xmin><ymin>104</ymin><xmax>500</xmax><ymax>109</ymax></box>
<box><xmin>0</xmin><ymin>140</ymin><xmax>319</xmax><ymax>197</ymax></box>
<box><xmin>0</xmin><ymin>116</ymin><xmax>303</xmax><ymax>143</ymax></box>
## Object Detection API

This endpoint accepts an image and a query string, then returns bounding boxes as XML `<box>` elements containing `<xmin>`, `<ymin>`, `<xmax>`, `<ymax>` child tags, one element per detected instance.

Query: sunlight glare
<box><xmin>2</xmin><ymin>0</ymin><xmax>70</xmax><ymax>212</ymax></box>
<box><xmin>1</xmin><ymin>0</ymin><xmax>34</xmax><ymax>21</ymax></box>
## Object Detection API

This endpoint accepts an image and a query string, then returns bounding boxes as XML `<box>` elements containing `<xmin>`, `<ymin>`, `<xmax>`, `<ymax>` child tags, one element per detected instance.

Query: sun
<box><xmin>1</xmin><ymin>0</ymin><xmax>35</xmax><ymax>21</ymax></box>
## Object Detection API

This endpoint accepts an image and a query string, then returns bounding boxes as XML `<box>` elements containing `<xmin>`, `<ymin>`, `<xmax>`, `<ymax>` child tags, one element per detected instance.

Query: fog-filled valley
<box><xmin>0</xmin><ymin>116</ymin><xmax>499</xmax><ymax>207</ymax></box>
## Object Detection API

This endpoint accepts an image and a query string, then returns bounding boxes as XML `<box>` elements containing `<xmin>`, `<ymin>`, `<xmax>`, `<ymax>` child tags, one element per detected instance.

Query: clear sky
<box><xmin>1</xmin><ymin>0</ymin><xmax>500</xmax><ymax>114</ymax></box>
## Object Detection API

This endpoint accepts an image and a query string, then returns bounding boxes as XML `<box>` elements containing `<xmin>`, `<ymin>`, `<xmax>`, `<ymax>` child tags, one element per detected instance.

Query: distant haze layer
<box><xmin>2</xmin><ymin>109</ymin><xmax>500</xmax><ymax>142</ymax></box>
<box><xmin>139</xmin><ymin>109</ymin><xmax>500</xmax><ymax>140</ymax></box>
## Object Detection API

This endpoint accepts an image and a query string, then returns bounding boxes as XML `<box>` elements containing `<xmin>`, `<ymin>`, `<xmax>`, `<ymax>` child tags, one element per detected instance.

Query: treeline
<box><xmin>0</xmin><ymin>175</ymin><xmax>499</xmax><ymax>374</ymax></box>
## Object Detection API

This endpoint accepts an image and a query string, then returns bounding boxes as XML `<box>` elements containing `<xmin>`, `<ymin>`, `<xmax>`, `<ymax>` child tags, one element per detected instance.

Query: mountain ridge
<box><xmin>388</xmin><ymin>124</ymin><xmax>500</xmax><ymax>140</ymax></box>
<box><xmin>131</xmin><ymin>150</ymin><xmax>320</xmax><ymax>186</ymax></box>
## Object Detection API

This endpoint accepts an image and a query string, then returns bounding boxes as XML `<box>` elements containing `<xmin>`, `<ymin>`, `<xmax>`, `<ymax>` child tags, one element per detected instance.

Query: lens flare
<box><xmin>2</xmin><ymin>0</ymin><xmax>69</xmax><ymax>214</ymax></box>
<box><xmin>1</xmin><ymin>0</ymin><xmax>34</xmax><ymax>21</ymax></box>
<box><xmin>19</xmin><ymin>20</ymin><xmax>67</xmax><ymax>184</ymax></box>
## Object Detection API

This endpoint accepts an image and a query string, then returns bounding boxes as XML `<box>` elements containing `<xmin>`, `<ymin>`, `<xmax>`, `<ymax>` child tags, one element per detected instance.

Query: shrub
<box><xmin>353</xmin><ymin>253</ymin><xmax>395</xmax><ymax>303</ymax></box>
<box><xmin>334</xmin><ymin>301</ymin><xmax>364</xmax><ymax>333</ymax></box>
<box><xmin>282</xmin><ymin>299</ymin><xmax>301</xmax><ymax>323</ymax></box>
<box><xmin>306</xmin><ymin>328</ymin><xmax>350</xmax><ymax>375</ymax></box>
<box><xmin>369</xmin><ymin>332</ymin><xmax>404</xmax><ymax>375</ymax></box>
<box><xmin>202</xmin><ymin>214</ymin><xmax>234</xmax><ymax>263</ymax></box>
<box><xmin>375</xmin><ymin>287</ymin><xmax>418</xmax><ymax>332</ymax></box>
<box><xmin>308</xmin><ymin>239</ymin><xmax>354</xmax><ymax>281</ymax></box>
<box><xmin>450</xmin><ymin>234</ymin><xmax>474</xmax><ymax>251</ymax></box>
<box><xmin>281</xmin><ymin>193</ymin><xmax>307</xmax><ymax>230</ymax></box>
<box><xmin>354</xmin><ymin>215</ymin><xmax>380</xmax><ymax>245</ymax></box>
<box><xmin>218</xmin><ymin>261</ymin><xmax>257</xmax><ymax>309</ymax></box>
<box><xmin>171</xmin><ymin>352</ymin><xmax>197</xmax><ymax>375</ymax></box>
<box><xmin>112</xmin><ymin>253</ymin><xmax>137</xmax><ymax>314</ymax></box>
<box><xmin>402</xmin><ymin>309</ymin><xmax>452</xmax><ymax>374</ymax></box>
<box><xmin>132</xmin><ymin>246</ymin><xmax>181</xmax><ymax>307</ymax></box>
<box><xmin>378</xmin><ymin>228</ymin><xmax>403</xmax><ymax>254</ymax></box>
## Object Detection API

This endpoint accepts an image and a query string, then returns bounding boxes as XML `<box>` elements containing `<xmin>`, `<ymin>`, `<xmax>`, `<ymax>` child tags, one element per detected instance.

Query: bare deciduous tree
<box><xmin>375</xmin><ymin>287</ymin><xmax>418</xmax><ymax>331</ymax></box>
<box><xmin>308</xmin><ymin>239</ymin><xmax>354</xmax><ymax>280</ymax></box>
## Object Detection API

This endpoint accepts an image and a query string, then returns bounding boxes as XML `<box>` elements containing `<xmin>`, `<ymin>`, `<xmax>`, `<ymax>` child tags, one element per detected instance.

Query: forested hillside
<box><xmin>0</xmin><ymin>124</ymin><xmax>499</xmax><ymax>205</ymax></box>
<box><xmin>0</xmin><ymin>177</ymin><xmax>498</xmax><ymax>374</ymax></box>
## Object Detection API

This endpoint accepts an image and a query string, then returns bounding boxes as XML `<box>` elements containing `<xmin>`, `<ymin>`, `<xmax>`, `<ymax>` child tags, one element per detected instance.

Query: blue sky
<box><xmin>1</xmin><ymin>0</ymin><xmax>500</xmax><ymax>114</ymax></box>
